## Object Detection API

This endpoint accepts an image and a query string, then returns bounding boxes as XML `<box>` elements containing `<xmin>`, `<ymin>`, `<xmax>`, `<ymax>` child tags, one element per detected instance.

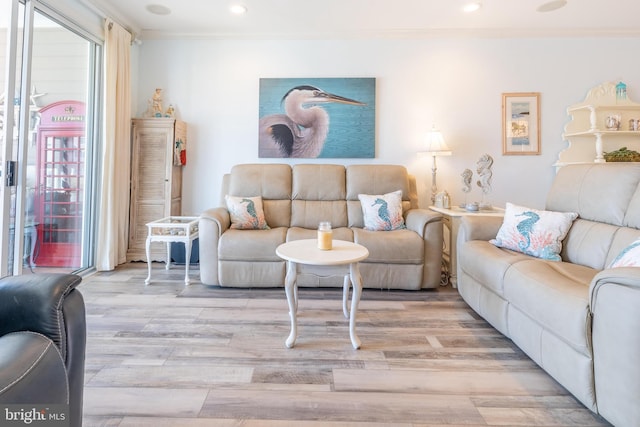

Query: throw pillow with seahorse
<box><xmin>371</xmin><ymin>197</ymin><xmax>394</xmax><ymax>230</ymax></box>
<box><xmin>609</xmin><ymin>239</ymin><xmax>640</xmax><ymax>268</ymax></box>
<box><xmin>491</xmin><ymin>203</ymin><xmax>577</xmax><ymax>261</ymax></box>
<box><xmin>358</xmin><ymin>190</ymin><xmax>406</xmax><ymax>231</ymax></box>
<box><xmin>225</xmin><ymin>195</ymin><xmax>270</xmax><ymax>230</ymax></box>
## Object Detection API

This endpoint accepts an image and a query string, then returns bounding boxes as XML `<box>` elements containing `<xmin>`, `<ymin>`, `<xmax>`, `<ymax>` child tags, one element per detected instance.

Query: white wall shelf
<box><xmin>557</xmin><ymin>82</ymin><xmax>640</xmax><ymax>167</ymax></box>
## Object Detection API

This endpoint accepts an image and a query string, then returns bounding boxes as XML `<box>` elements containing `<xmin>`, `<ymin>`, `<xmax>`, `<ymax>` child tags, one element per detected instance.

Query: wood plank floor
<box><xmin>79</xmin><ymin>263</ymin><xmax>611</xmax><ymax>426</ymax></box>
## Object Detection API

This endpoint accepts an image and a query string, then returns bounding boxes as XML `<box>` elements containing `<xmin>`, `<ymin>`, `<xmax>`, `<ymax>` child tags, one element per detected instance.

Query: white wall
<box><xmin>135</xmin><ymin>37</ymin><xmax>640</xmax><ymax>215</ymax></box>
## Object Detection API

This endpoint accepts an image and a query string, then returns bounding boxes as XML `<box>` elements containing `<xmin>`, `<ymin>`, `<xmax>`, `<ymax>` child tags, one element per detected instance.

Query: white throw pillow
<box><xmin>609</xmin><ymin>239</ymin><xmax>640</xmax><ymax>268</ymax></box>
<box><xmin>358</xmin><ymin>190</ymin><xmax>406</xmax><ymax>231</ymax></box>
<box><xmin>490</xmin><ymin>202</ymin><xmax>578</xmax><ymax>261</ymax></box>
<box><xmin>225</xmin><ymin>195</ymin><xmax>270</xmax><ymax>230</ymax></box>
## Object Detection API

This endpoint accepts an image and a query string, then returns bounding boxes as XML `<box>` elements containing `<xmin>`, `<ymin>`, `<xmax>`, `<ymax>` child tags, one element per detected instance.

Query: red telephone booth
<box><xmin>34</xmin><ymin>100</ymin><xmax>85</xmax><ymax>268</ymax></box>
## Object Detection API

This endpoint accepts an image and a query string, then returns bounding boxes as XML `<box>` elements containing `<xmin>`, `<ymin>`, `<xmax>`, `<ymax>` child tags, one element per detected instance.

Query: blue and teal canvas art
<box><xmin>258</xmin><ymin>78</ymin><xmax>376</xmax><ymax>158</ymax></box>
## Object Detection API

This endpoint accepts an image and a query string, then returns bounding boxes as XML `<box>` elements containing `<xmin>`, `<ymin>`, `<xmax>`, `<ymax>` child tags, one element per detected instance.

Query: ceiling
<box><xmin>83</xmin><ymin>0</ymin><xmax>640</xmax><ymax>40</ymax></box>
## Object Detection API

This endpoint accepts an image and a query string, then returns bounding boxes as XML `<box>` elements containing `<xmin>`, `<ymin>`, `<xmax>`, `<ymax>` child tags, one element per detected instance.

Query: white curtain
<box><xmin>96</xmin><ymin>19</ymin><xmax>131</xmax><ymax>271</ymax></box>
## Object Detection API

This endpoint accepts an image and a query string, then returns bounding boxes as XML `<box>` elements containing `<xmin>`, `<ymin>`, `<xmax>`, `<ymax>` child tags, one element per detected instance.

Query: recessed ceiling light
<box><xmin>462</xmin><ymin>2</ymin><xmax>482</xmax><ymax>13</ymax></box>
<box><xmin>146</xmin><ymin>4</ymin><xmax>171</xmax><ymax>15</ymax></box>
<box><xmin>536</xmin><ymin>0</ymin><xmax>567</xmax><ymax>12</ymax></box>
<box><xmin>230</xmin><ymin>4</ymin><xmax>248</xmax><ymax>15</ymax></box>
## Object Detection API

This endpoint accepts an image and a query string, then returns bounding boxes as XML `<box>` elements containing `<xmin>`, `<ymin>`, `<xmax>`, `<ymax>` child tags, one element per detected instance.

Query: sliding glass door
<box><xmin>0</xmin><ymin>0</ymin><xmax>102</xmax><ymax>276</ymax></box>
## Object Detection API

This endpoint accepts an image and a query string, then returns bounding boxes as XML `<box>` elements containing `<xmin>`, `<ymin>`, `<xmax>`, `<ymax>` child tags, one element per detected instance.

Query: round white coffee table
<box><xmin>276</xmin><ymin>239</ymin><xmax>369</xmax><ymax>349</ymax></box>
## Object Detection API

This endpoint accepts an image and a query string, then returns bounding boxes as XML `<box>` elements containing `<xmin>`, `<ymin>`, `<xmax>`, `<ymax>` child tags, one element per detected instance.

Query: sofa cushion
<box><xmin>353</xmin><ymin>228</ymin><xmax>423</xmax><ymax>264</ymax></box>
<box><xmin>286</xmin><ymin>226</ymin><xmax>353</xmax><ymax>242</ymax></box>
<box><xmin>292</xmin><ymin>164</ymin><xmax>346</xmax><ymax>200</ymax></box>
<box><xmin>225</xmin><ymin>195</ymin><xmax>269</xmax><ymax>230</ymax></box>
<box><xmin>491</xmin><ymin>203</ymin><xmax>577</xmax><ymax>261</ymax></box>
<box><xmin>503</xmin><ymin>259</ymin><xmax>598</xmax><ymax>356</ymax></box>
<box><xmin>219</xmin><ymin>227</ymin><xmax>287</xmax><ymax>261</ymax></box>
<box><xmin>561</xmin><ymin>219</ymin><xmax>619</xmax><ymax>270</ymax></box>
<box><xmin>346</xmin><ymin>165</ymin><xmax>411</xmax><ymax>200</ymax></box>
<box><xmin>228</xmin><ymin>164</ymin><xmax>292</xmax><ymax>227</ymax></box>
<box><xmin>459</xmin><ymin>240</ymin><xmax>530</xmax><ymax>297</ymax></box>
<box><xmin>290</xmin><ymin>200</ymin><xmax>348</xmax><ymax>229</ymax></box>
<box><xmin>546</xmin><ymin>163</ymin><xmax>640</xmax><ymax>226</ymax></box>
<box><xmin>290</xmin><ymin>164</ymin><xmax>348</xmax><ymax>228</ymax></box>
<box><xmin>346</xmin><ymin>165</ymin><xmax>413</xmax><ymax>228</ymax></box>
<box><xmin>358</xmin><ymin>190</ymin><xmax>406</xmax><ymax>231</ymax></box>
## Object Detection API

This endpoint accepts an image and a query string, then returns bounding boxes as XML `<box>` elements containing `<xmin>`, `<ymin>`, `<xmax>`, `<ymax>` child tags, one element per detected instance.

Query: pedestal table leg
<box><xmin>348</xmin><ymin>262</ymin><xmax>363</xmax><ymax>349</ymax></box>
<box><xmin>284</xmin><ymin>260</ymin><xmax>298</xmax><ymax>348</ymax></box>
<box><xmin>342</xmin><ymin>274</ymin><xmax>351</xmax><ymax>318</ymax></box>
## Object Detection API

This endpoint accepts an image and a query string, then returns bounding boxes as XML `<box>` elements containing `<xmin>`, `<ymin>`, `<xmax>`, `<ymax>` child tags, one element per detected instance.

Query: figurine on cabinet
<box><xmin>152</xmin><ymin>88</ymin><xmax>163</xmax><ymax>117</ymax></box>
<box><xmin>165</xmin><ymin>104</ymin><xmax>175</xmax><ymax>118</ymax></box>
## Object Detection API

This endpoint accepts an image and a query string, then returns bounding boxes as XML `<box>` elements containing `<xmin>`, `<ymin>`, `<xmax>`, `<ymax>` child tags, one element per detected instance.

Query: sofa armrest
<box><xmin>459</xmin><ymin>215</ymin><xmax>503</xmax><ymax>243</ymax></box>
<box><xmin>0</xmin><ymin>273</ymin><xmax>82</xmax><ymax>357</ymax></box>
<box><xmin>0</xmin><ymin>273</ymin><xmax>85</xmax><ymax>426</ymax></box>
<box><xmin>200</xmin><ymin>207</ymin><xmax>231</xmax><ymax>234</ymax></box>
<box><xmin>406</xmin><ymin>208</ymin><xmax>443</xmax><ymax>288</ymax></box>
<box><xmin>199</xmin><ymin>207</ymin><xmax>231</xmax><ymax>286</ymax></box>
<box><xmin>405</xmin><ymin>208</ymin><xmax>442</xmax><ymax>237</ymax></box>
<box><xmin>588</xmin><ymin>267</ymin><xmax>640</xmax><ymax>427</ymax></box>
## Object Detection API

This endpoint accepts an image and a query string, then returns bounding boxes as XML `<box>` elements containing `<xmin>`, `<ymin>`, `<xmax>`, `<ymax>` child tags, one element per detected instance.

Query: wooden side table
<box><xmin>429</xmin><ymin>206</ymin><xmax>504</xmax><ymax>288</ymax></box>
<box><xmin>145</xmin><ymin>216</ymin><xmax>199</xmax><ymax>285</ymax></box>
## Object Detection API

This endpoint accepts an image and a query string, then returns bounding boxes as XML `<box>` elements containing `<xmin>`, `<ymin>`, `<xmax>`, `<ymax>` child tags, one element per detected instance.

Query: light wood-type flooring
<box><xmin>79</xmin><ymin>263</ymin><xmax>611</xmax><ymax>426</ymax></box>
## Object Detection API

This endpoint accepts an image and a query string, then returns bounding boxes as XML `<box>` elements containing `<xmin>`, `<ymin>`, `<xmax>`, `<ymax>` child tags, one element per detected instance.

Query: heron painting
<box><xmin>259</xmin><ymin>78</ymin><xmax>375</xmax><ymax>158</ymax></box>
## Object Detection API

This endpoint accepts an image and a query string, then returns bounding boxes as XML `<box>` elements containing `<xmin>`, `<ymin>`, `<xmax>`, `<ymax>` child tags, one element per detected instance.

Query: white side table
<box><xmin>276</xmin><ymin>239</ymin><xmax>369</xmax><ymax>349</ymax></box>
<box><xmin>429</xmin><ymin>206</ymin><xmax>504</xmax><ymax>288</ymax></box>
<box><xmin>145</xmin><ymin>216</ymin><xmax>199</xmax><ymax>285</ymax></box>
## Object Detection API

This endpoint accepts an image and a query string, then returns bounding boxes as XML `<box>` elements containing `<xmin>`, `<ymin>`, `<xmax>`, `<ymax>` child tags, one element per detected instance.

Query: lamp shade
<box><xmin>424</xmin><ymin>127</ymin><xmax>452</xmax><ymax>156</ymax></box>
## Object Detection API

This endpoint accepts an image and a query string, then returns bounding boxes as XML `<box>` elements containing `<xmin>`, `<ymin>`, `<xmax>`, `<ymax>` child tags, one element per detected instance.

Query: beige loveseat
<box><xmin>199</xmin><ymin>163</ymin><xmax>443</xmax><ymax>290</ymax></box>
<box><xmin>457</xmin><ymin>163</ymin><xmax>640</xmax><ymax>427</ymax></box>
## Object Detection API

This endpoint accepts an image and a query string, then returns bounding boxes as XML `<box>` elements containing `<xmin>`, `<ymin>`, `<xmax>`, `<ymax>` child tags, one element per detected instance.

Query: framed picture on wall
<box><xmin>258</xmin><ymin>78</ymin><xmax>376</xmax><ymax>158</ymax></box>
<box><xmin>502</xmin><ymin>92</ymin><xmax>541</xmax><ymax>155</ymax></box>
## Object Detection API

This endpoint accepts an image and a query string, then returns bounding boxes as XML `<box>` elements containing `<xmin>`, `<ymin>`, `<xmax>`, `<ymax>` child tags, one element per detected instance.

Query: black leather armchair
<box><xmin>0</xmin><ymin>274</ymin><xmax>86</xmax><ymax>427</ymax></box>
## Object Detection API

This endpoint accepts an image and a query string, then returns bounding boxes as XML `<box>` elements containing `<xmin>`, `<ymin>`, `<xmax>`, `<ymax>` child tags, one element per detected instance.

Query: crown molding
<box><xmin>139</xmin><ymin>27</ymin><xmax>640</xmax><ymax>41</ymax></box>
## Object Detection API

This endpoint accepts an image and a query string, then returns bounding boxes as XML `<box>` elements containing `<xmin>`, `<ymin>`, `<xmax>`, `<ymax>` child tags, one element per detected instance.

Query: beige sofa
<box><xmin>457</xmin><ymin>163</ymin><xmax>640</xmax><ymax>427</ymax></box>
<box><xmin>199</xmin><ymin>163</ymin><xmax>443</xmax><ymax>290</ymax></box>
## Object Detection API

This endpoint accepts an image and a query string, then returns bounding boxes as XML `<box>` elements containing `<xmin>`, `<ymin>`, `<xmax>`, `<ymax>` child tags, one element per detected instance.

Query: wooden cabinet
<box><xmin>127</xmin><ymin>118</ymin><xmax>186</xmax><ymax>261</ymax></box>
<box><xmin>558</xmin><ymin>81</ymin><xmax>640</xmax><ymax>167</ymax></box>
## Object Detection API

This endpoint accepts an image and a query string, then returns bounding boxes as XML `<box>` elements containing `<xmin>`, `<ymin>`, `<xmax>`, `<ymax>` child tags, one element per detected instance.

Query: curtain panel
<box><xmin>96</xmin><ymin>19</ymin><xmax>131</xmax><ymax>270</ymax></box>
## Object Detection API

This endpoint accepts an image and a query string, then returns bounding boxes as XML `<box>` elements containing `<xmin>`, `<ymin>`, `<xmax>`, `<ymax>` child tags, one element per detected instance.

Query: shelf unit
<box><xmin>557</xmin><ymin>82</ymin><xmax>640</xmax><ymax>167</ymax></box>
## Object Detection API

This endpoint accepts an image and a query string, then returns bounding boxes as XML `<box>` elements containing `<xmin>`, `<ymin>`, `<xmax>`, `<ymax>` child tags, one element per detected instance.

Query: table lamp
<box><xmin>422</xmin><ymin>125</ymin><xmax>452</xmax><ymax>204</ymax></box>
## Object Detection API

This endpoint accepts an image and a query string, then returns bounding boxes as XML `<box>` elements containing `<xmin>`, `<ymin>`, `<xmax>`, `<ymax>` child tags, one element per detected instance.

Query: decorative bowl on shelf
<box><xmin>465</xmin><ymin>202</ymin><xmax>480</xmax><ymax>212</ymax></box>
<box><xmin>604</xmin><ymin>147</ymin><xmax>640</xmax><ymax>162</ymax></box>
